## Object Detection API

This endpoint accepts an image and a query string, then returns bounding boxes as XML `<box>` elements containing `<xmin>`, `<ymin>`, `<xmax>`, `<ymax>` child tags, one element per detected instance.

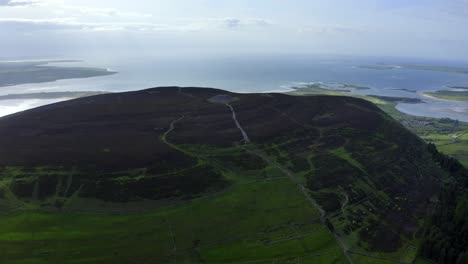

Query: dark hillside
<box><xmin>0</xmin><ymin>86</ymin><xmax>444</xmax><ymax>256</ymax></box>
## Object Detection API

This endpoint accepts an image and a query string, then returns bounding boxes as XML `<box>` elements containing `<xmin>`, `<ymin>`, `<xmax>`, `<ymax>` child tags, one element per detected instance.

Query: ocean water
<box><xmin>2</xmin><ymin>53</ymin><xmax>468</xmax><ymax>120</ymax></box>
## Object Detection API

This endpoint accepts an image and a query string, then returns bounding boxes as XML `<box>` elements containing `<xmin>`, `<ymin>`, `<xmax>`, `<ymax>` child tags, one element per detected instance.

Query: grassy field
<box><xmin>0</xmin><ymin>141</ymin><xmax>426</xmax><ymax>264</ymax></box>
<box><xmin>407</xmin><ymin>119</ymin><xmax>468</xmax><ymax>167</ymax></box>
<box><xmin>350</xmin><ymin>255</ymin><xmax>431</xmax><ymax>264</ymax></box>
<box><xmin>0</xmin><ymin>169</ymin><xmax>349</xmax><ymax>263</ymax></box>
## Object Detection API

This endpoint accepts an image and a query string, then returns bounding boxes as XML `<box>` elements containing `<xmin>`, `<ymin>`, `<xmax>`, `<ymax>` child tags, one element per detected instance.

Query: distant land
<box><xmin>359</xmin><ymin>64</ymin><xmax>468</xmax><ymax>75</ymax></box>
<box><xmin>291</xmin><ymin>83</ymin><xmax>369</xmax><ymax>94</ymax></box>
<box><xmin>424</xmin><ymin>90</ymin><xmax>468</xmax><ymax>102</ymax></box>
<box><xmin>0</xmin><ymin>60</ymin><xmax>116</xmax><ymax>87</ymax></box>
<box><xmin>392</xmin><ymin>88</ymin><xmax>418</xmax><ymax>93</ymax></box>
<box><xmin>341</xmin><ymin>83</ymin><xmax>371</xmax><ymax>90</ymax></box>
<box><xmin>0</xmin><ymin>91</ymin><xmax>108</xmax><ymax>101</ymax></box>
<box><xmin>367</xmin><ymin>95</ymin><xmax>423</xmax><ymax>104</ymax></box>
<box><xmin>448</xmin><ymin>86</ymin><xmax>468</xmax><ymax>90</ymax></box>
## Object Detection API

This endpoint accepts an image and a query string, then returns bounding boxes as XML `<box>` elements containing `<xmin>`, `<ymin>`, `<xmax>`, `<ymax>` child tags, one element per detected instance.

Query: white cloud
<box><xmin>0</xmin><ymin>17</ymin><xmax>274</xmax><ymax>33</ymax></box>
<box><xmin>53</xmin><ymin>4</ymin><xmax>153</xmax><ymax>18</ymax></box>
<box><xmin>0</xmin><ymin>18</ymin><xmax>164</xmax><ymax>32</ymax></box>
<box><xmin>1</xmin><ymin>1</ymin><xmax>466</xmax><ymax>60</ymax></box>
<box><xmin>0</xmin><ymin>18</ymin><xmax>83</xmax><ymax>31</ymax></box>
<box><xmin>298</xmin><ymin>25</ymin><xmax>362</xmax><ymax>35</ymax></box>
<box><xmin>222</xmin><ymin>18</ymin><xmax>272</xmax><ymax>29</ymax></box>
<box><xmin>0</xmin><ymin>1</ymin><xmax>273</xmax><ymax>34</ymax></box>
<box><xmin>0</xmin><ymin>0</ymin><xmax>152</xmax><ymax>17</ymax></box>
<box><xmin>0</xmin><ymin>0</ymin><xmax>37</xmax><ymax>6</ymax></box>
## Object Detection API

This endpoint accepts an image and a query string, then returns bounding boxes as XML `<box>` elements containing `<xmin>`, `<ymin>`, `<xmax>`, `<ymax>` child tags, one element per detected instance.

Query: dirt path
<box><xmin>341</xmin><ymin>192</ymin><xmax>349</xmax><ymax>215</ymax></box>
<box><xmin>161</xmin><ymin>116</ymin><xmax>185</xmax><ymax>144</ymax></box>
<box><xmin>161</xmin><ymin>110</ymin><xmax>353</xmax><ymax>263</ymax></box>
<box><xmin>226</xmin><ymin>103</ymin><xmax>251</xmax><ymax>144</ymax></box>
<box><xmin>243</xmin><ymin>146</ymin><xmax>354</xmax><ymax>264</ymax></box>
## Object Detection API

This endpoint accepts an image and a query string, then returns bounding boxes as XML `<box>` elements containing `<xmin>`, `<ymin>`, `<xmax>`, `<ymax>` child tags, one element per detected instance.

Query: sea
<box><xmin>1</xmin><ymin>53</ymin><xmax>468</xmax><ymax>121</ymax></box>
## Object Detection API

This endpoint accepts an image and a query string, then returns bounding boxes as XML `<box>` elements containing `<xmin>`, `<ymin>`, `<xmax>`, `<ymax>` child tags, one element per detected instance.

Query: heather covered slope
<box><xmin>0</xmin><ymin>87</ymin><xmax>443</xmax><ymax>263</ymax></box>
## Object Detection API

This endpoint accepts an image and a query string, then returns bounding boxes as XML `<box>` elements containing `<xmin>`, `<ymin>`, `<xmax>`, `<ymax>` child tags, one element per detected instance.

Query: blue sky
<box><xmin>1</xmin><ymin>0</ymin><xmax>467</xmax><ymax>60</ymax></box>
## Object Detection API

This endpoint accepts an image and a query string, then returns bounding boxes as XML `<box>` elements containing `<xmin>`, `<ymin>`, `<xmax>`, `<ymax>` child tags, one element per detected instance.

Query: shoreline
<box><xmin>420</xmin><ymin>92</ymin><xmax>455</xmax><ymax>102</ymax></box>
<box><xmin>0</xmin><ymin>84</ymin><xmax>467</xmax><ymax>122</ymax></box>
<box><xmin>421</xmin><ymin>91</ymin><xmax>468</xmax><ymax>103</ymax></box>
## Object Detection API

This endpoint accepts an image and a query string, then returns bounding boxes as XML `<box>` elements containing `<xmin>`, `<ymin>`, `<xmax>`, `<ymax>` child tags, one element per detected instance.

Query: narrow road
<box><xmin>225</xmin><ymin>103</ymin><xmax>251</xmax><ymax>144</ymax></box>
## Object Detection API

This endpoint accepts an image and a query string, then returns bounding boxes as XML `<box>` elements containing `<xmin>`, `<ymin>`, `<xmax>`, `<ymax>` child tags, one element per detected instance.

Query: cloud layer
<box><xmin>0</xmin><ymin>0</ymin><xmax>36</xmax><ymax>6</ymax></box>
<box><xmin>0</xmin><ymin>17</ymin><xmax>273</xmax><ymax>32</ymax></box>
<box><xmin>0</xmin><ymin>0</ymin><xmax>467</xmax><ymax>60</ymax></box>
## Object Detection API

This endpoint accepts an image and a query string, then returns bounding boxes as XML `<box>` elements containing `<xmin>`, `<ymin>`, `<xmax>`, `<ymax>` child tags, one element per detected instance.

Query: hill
<box><xmin>0</xmin><ymin>87</ymin><xmax>445</xmax><ymax>263</ymax></box>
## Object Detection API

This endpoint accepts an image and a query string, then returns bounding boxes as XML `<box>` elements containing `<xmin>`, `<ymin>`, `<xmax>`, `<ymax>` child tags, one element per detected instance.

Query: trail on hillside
<box><xmin>225</xmin><ymin>103</ymin><xmax>251</xmax><ymax>144</ymax></box>
<box><xmin>160</xmin><ymin>116</ymin><xmax>196</xmax><ymax>158</ymax></box>
<box><xmin>162</xmin><ymin>101</ymin><xmax>353</xmax><ymax>263</ymax></box>
<box><xmin>243</xmin><ymin>146</ymin><xmax>354</xmax><ymax>264</ymax></box>
<box><xmin>341</xmin><ymin>192</ymin><xmax>349</xmax><ymax>216</ymax></box>
<box><xmin>161</xmin><ymin>116</ymin><xmax>186</xmax><ymax>144</ymax></box>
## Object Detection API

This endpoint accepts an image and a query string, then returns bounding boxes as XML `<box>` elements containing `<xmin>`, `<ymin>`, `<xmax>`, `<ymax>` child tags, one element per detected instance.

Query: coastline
<box><xmin>421</xmin><ymin>91</ymin><xmax>468</xmax><ymax>103</ymax></box>
<box><xmin>419</xmin><ymin>92</ymin><xmax>451</xmax><ymax>101</ymax></box>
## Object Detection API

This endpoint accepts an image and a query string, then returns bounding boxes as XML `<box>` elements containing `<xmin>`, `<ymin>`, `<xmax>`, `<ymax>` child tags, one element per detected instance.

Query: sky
<box><xmin>1</xmin><ymin>0</ymin><xmax>468</xmax><ymax>60</ymax></box>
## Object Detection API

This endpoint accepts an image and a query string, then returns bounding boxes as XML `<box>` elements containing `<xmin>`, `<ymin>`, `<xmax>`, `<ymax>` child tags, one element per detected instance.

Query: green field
<box><xmin>0</xmin><ymin>133</ymin><xmax>352</xmax><ymax>263</ymax></box>
<box><xmin>425</xmin><ymin>90</ymin><xmax>468</xmax><ymax>102</ymax></box>
<box><xmin>0</xmin><ymin>176</ymin><xmax>350</xmax><ymax>263</ymax></box>
<box><xmin>407</xmin><ymin>120</ymin><xmax>468</xmax><ymax>167</ymax></box>
<box><xmin>0</xmin><ymin>141</ymin><xmax>425</xmax><ymax>263</ymax></box>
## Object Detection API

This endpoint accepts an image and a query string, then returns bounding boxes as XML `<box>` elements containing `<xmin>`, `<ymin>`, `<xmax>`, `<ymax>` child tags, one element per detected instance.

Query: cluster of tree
<box><xmin>420</xmin><ymin>144</ymin><xmax>468</xmax><ymax>263</ymax></box>
<box><xmin>420</xmin><ymin>186</ymin><xmax>468</xmax><ymax>264</ymax></box>
<box><xmin>439</xmin><ymin>118</ymin><xmax>460</xmax><ymax>127</ymax></box>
